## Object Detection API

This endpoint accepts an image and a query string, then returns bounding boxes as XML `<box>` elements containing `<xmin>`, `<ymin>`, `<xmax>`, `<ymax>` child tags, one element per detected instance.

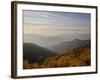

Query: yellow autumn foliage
<box><xmin>23</xmin><ymin>48</ymin><xmax>91</xmax><ymax>69</ymax></box>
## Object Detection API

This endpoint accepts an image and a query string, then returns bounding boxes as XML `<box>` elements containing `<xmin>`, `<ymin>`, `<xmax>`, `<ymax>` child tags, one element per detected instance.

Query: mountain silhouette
<box><xmin>23</xmin><ymin>43</ymin><xmax>57</xmax><ymax>64</ymax></box>
<box><xmin>49</xmin><ymin>39</ymin><xmax>90</xmax><ymax>53</ymax></box>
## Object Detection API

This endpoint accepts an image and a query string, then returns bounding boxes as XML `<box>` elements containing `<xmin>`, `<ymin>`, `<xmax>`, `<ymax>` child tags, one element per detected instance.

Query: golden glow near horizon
<box><xmin>24</xmin><ymin>24</ymin><xmax>90</xmax><ymax>37</ymax></box>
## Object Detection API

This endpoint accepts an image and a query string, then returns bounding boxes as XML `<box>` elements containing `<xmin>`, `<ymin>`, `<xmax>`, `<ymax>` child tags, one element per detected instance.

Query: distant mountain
<box><xmin>49</xmin><ymin>39</ymin><xmax>90</xmax><ymax>53</ymax></box>
<box><xmin>23</xmin><ymin>43</ymin><xmax>57</xmax><ymax>64</ymax></box>
<box><xmin>24</xmin><ymin>33</ymin><xmax>90</xmax><ymax>49</ymax></box>
<box><xmin>24</xmin><ymin>34</ymin><xmax>70</xmax><ymax>48</ymax></box>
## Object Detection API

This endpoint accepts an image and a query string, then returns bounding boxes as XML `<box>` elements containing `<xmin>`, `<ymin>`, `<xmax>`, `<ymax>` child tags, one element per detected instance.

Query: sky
<box><xmin>23</xmin><ymin>10</ymin><xmax>90</xmax><ymax>37</ymax></box>
<box><xmin>23</xmin><ymin>10</ymin><xmax>91</xmax><ymax>47</ymax></box>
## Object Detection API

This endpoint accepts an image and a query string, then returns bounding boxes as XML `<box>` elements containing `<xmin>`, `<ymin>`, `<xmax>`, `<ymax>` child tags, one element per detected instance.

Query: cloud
<box><xmin>23</xmin><ymin>10</ymin><xmax>90</xmax><ymax>29</ymax></box>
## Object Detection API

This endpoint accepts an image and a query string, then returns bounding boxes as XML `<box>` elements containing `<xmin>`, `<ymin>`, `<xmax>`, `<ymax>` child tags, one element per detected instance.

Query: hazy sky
<box><xmin>23</xmin><ymin>10</ymin><xmax>90</xmax><ymax>37</ymax></box>
<box><xmin>23</xmin><ymin>10</ymin><xmax>90</xmax><ymax>47</ymax></box>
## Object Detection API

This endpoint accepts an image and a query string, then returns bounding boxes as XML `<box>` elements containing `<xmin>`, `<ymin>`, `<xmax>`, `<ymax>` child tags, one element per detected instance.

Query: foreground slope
<box><xmin>23</xmin><ymin>47</ymin><xmax>90</xmax><ymax>69</ymax></box>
